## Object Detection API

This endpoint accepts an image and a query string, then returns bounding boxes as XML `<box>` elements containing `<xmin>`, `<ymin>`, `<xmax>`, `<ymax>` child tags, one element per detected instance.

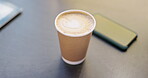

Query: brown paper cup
<box><xmin>55</xmin><ymin>10</ymin><xmax>96</xmax><ymax>65</ymax></box>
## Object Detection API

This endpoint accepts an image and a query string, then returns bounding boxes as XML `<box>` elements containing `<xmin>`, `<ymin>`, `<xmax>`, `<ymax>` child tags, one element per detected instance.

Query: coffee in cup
<box><xmin>55</xmin><ymin>10</ymin><xmax>96</xmax><ymax>65</ymax></box>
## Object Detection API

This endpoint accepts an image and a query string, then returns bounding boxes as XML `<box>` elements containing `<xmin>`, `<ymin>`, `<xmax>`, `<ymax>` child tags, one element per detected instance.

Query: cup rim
<box><xmin>55</xmin><ymin>9</ymin><xmax>96</xmax><ymax>37</ymax></box>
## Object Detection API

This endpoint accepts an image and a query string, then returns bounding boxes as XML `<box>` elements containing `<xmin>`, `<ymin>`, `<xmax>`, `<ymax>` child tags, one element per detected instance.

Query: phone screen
<box><xmin>0</xmin><ymin>4</ymin><xmax>14</xmax><ymax>21</ymax></box>
<box><xmin>0</xmin><ymin>1</ymin><xmax>22</xmax><ymax>28</ymax></box>
<box><xmin>93</xmin><ymin>14</ymin><xmax>137</xmax><ymax>50</ymax></box>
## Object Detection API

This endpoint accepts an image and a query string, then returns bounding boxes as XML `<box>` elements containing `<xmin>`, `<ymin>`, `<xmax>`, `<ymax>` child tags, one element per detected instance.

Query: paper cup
<box><xmin>55</xmin><ymin>10</ymin><xmax>96</xmax><ymax>65</ymax></box>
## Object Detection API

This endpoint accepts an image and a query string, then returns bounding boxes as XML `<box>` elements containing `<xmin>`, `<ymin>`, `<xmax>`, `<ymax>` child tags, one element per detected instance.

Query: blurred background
<box><xmin>61</xmin><ymin>0</ymin><xmax>148</xmax><ymax>35</ymax></box>
<box><xmin>0</xmin><ymin>0</ymin><xmax>148</xmax><ymax>78</ymax></box>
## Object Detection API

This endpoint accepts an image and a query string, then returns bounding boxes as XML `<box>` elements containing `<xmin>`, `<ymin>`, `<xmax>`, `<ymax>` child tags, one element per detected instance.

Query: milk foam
<box><xmin>56</xmin><ymin>11</ymin><xmax>94</xmax><ymax>35</ymax></box>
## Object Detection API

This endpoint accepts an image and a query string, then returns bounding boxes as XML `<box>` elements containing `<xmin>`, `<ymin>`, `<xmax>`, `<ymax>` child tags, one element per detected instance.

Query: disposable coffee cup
<box><xmin>55</xmin><ymin>10</ymin><xmax>96</xmax><ymax>65</ymax></box>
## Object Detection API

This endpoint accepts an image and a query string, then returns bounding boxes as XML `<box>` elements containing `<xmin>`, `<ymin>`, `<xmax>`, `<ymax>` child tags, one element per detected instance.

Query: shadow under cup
<box><xmin>55</xmin><ymin>10</ymin><xmax>96</xmax><ymax>65</ymax></box>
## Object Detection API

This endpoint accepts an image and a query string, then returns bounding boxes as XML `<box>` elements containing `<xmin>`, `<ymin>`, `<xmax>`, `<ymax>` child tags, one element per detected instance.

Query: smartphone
<box><xmin>0</xmin><ymin>1</ymin><xmax>22</xmax><ymax>28</ymax></box>
<box><xmin>93</xmin><ymin>13</ymin><xmax>137</xmax><ymax>51</ymax></box>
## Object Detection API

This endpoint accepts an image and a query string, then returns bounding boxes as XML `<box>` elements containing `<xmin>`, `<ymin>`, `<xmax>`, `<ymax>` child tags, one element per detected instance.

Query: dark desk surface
<box><xmin>0</xmin><ymin>0</ymin><xmax>148</xmax><ymax>78</ymax></box>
